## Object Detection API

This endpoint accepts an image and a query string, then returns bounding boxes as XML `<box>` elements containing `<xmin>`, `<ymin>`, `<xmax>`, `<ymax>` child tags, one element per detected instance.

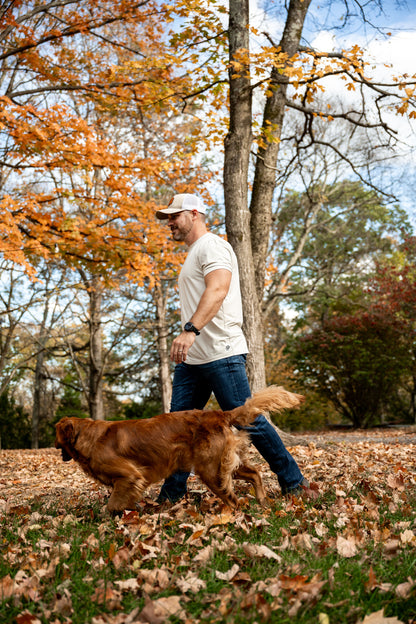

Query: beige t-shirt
<box><xmin>179</xmin><ymin>232</ymin><xmax>248</xmax><ymax>365</ymax></box>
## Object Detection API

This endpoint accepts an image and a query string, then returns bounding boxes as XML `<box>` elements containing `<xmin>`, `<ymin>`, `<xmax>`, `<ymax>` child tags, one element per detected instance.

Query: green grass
<box><xmin>1</xmin><ymin>487</ymin><xmax>415</xmax><ymax>624</ymax></box>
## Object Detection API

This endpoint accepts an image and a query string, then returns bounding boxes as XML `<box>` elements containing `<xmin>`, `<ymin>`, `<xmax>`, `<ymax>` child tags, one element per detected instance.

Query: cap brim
<box><xmin>155</xmin><ymin>208</ymin><xmax>184</xmax><ymax>220</ymax></box>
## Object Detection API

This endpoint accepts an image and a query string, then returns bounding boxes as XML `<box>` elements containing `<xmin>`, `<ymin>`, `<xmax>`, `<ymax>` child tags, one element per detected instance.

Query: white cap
<box><xmin>155</xmin><ymin>194</ymin><xmax>206</xmax><ymax>219</ymax></box>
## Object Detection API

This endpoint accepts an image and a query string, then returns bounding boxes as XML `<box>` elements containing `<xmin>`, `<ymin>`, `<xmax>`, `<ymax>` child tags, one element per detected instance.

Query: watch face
<box><xmin>185</xmin><ymin>322</ymin><xmax>199</xmax><ymax>334</ymax></box>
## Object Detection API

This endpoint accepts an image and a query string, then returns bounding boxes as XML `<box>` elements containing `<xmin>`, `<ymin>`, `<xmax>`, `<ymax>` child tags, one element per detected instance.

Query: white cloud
<box><xmin>366</xmin><ymin>31</ymin><xmax>416</xmax><ymax>76</ymax></box>
<box><xmin>311</xmin><ymin>31</ymin><xmax>338</xmax><ymax>53</ymax></box>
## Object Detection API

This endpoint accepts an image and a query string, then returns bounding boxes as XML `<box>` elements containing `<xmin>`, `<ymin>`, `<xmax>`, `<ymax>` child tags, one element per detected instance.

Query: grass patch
<box><xmin>1</xmin><ymin>487</ymin><xmax>415</xmax><ymax>624</ymax></box>
<box><xmin>1</xmin><ymin>440</ymin><xmax>415</xmax><ymax>623</ymax></box>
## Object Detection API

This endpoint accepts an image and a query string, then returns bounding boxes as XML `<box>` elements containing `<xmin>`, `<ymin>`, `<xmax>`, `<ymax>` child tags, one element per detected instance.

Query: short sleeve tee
<box><xmin>179</xmin><ymin>232</ymin><xmax>248</xmax><ymax>364</ymax></box>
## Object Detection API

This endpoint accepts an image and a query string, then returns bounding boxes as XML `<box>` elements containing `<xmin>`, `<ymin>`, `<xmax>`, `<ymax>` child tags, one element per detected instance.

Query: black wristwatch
<box><xmin>184</xmin><ymin>321</ymin><xmax>200</xmax><ymax>336</ymax></box>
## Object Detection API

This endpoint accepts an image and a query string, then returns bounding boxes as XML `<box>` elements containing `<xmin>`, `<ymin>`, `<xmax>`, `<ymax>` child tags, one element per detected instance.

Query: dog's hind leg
<box><xmin>196</xmin><ymin>442</ymin><xmax>242</xmax><ymax>509</ymax></box>
<box><xmin>197</xmin><ymin>469</ymin><xmax>240</xmax><ymax>509</ymax></box>
<box><xmin>233</xmin><ymin>464</ymin><xmax>266</xmax><ymax>506</ymax></box>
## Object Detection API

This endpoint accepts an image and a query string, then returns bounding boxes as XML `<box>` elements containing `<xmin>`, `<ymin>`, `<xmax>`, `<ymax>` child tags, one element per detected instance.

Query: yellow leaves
<box><xmin>0</xmin><ymin>1</ymin><xmax>212</xmax><ymax>281</ymax></box>
<box><xmin>395</xmin><ymin>85</ymin><xmax>415</xmax><ymax>116</ymax></box>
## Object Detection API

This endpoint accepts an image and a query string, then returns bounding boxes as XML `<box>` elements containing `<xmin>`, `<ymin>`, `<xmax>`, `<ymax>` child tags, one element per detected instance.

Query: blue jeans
<box><xmin>157</xmin><ymin>355</ymin><xmax>304</xmax><ymax>502</ymax></box>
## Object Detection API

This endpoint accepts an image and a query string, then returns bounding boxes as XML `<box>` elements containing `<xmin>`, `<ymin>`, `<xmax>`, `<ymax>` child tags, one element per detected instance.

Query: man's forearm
<box><xmin>190</xmin><ymin>285</ymin><xmax>228</xmax><ymax>330</ymax></box>
<box><xmin>170</xmin><ymin>268</ymin><xmax>232</xmax><ymax>363</ymax></box>
<box><xmin>188</xmin><ymin>268</ymin><xmax>231</xmax><ymax>330</ymax></box>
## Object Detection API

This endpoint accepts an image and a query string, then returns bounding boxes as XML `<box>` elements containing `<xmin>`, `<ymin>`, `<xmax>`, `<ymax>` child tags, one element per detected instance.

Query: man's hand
<box><xmin>170</xmin><ymin>331</ymin><xmax>196</xmax><ymax>363</ymax></box>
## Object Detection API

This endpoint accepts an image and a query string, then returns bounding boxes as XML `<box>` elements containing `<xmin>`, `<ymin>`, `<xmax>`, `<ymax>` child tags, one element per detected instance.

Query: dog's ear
<box><xmin>55</xmin><ymin>417</ymin><xmax>76</xmax><ymax>446</ymax></box>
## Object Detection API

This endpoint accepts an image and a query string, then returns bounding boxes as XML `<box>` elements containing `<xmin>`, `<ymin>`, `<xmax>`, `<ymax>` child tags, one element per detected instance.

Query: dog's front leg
<box><xmin>107</xmin><ymin>472</ymin><xmax>147</xmax><ymax>514</ymax></box>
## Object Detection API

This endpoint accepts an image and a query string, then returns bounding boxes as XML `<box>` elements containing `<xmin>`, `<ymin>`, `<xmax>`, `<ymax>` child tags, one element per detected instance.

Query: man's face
<box><xmin>167</xmin><ymin>210</ymin><xmax>194</xmax><ymax>242</ymax></box>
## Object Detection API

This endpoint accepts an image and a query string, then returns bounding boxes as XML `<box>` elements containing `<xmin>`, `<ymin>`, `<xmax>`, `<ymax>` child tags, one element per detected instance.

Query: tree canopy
<box><xmin>0</xmin><ymin>0</ymin><xmax>415</xmax><ymax>438</ymax></box>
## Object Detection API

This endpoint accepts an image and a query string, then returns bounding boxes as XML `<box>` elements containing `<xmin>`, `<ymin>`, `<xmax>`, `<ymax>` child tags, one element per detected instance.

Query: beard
<box><xmin>170</xmin><ymin>218</ymin><xmax>193</xmax><ymax>241</ymax></box>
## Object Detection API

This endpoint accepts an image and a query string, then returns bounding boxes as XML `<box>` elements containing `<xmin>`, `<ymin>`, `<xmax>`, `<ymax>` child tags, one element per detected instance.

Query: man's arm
<box><xmin>170</xmin><ymin>268</ymin><xmax>231</xmax><ymax>363</ymax></box>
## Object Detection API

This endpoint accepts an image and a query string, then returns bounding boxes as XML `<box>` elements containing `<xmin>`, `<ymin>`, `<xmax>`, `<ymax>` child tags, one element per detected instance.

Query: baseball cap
<box><xmin>155</xmin><ymin>194</ymin><xmax>206</xmax><ymax>219</ymax></box>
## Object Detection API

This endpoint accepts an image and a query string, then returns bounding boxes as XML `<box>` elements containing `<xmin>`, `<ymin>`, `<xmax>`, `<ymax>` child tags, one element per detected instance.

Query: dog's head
<box><xmin>55</xmin><ymin>417</ymin><xmax>84</xmax><ymax>462</ymax></box>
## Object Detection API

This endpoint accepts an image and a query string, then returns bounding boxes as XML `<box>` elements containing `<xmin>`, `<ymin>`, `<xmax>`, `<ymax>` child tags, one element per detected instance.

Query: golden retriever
<box><xmin>55</xmin><ymin>385</ymin><xmax>303</xmax><ymax>513</ymax></box>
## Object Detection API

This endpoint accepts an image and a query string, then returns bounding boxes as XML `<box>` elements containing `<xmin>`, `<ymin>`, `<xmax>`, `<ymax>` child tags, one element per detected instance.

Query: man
<box><xmin>155</xmin><ymin>193</ymin><xmax>309</xmax><ymax>503</ymax></box>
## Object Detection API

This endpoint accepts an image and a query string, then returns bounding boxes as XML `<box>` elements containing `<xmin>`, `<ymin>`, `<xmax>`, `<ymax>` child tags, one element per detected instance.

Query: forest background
<box><xmin>0</xmin><ymin>0</ymin><xmax>415</xmax><ymax>450</ymax></box>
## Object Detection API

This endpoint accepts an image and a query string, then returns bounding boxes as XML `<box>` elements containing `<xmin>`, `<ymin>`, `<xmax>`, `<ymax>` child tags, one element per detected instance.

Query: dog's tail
<box><xmin>226</xmin><ymin>385</ymin><xmax>304</xmax><ymax>428</ymax></box>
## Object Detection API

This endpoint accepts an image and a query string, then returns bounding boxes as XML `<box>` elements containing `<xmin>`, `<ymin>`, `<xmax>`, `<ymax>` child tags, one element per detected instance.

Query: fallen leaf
<box><xmin>215</xmin><ymin>563</ymin><xmax>240</xmax><ymax>581</ymax></box>
<box><xmin>395</xmin><ymin>578</ymin><xmax>416</xmax><ymax>598</ymax></box>
<box><xmin>193</xmin><ymin>544</ymin><xmax>214</xmax><ymax>563</ymax></box>
<box><xmin>336</xmin><ymin>535</ymin><xmax>357</xmax><ymax>558</ymax></box>
<box><xmin>0</xmin><ymin>574</ymin><xmax>15</xmax><ymax>600</ymax></box>
<box><xmin>242</xmin><ymin>543</ymin><xmax>281</xmax><ymax>561</ymax></box>
<box><xmin>15</xmin><ymin>613</ymin><xmax>42</xmax><ymax>624</ymax></box>
<box><xmin>358</xmin><ymin>609</ymin><xmax>405</xmax><ymax>624</ymax></box>
<box><xmin>114</xmin><ymin>578</ymin><xmax>140</xmax><ymax>592</ymax></box>
<box><xmin>365</xmin><ymin>566</ymin><xmax>378</xmax><ymax>591</ymax></box>
<box><xmin>206</xmin><ymin>510</ymin><xmax>235</xmax><ymax>527</ymax></box>
<box><xmin>176</xmin><ymin>571</ymin><xmax>206</xmax><ymax>593</ymax></box>
<box><xmin>151</xmin><ymin>595</ymin><xmax>186</xmax><ymax>619</ymax></box>
<box><xmin>137</xmin><ymin>568</ymin><xmax>171</xmax><ymax>594</ymax></box>
<box><xmin>400</xmin><ymin>529</ymin><xmax>415</xmax><ymax>545</ymax></box>
<box><xmin>90</xmin><ymin>584</ymin><xmax>122</xmax><ymax>610</ymax></box>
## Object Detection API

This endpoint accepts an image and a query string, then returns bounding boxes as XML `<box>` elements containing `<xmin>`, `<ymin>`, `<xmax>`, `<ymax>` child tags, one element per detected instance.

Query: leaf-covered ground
<box><xmin>1</xmin><ymin>428</ymin><xmax>416</xmax><ymax>624</ymax></box>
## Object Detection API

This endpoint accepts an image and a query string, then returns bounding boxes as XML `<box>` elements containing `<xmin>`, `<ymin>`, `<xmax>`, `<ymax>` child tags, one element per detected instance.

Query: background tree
<box><xmin>286</xmin><ymin>237</ymin><xmax>416</xmax><ymax>427</ymax></box>
<box><xmin>370</xmin><ymin>238</ymin><xmax>416</xmax><ymax>422</ymax></box>
<box><xmin>0</xmin><ymin>390</ymin><xmax>31</xmax><ymax>450</ymax></box>
<box><xmin>0</xmin><ymin>1</ymin><xmax>415</xmax><ymax>443</ymax></box>
<box><xmin>288</xmin><ymin>309</ymin><xmax>409</xmax><ymax>428</ymax></box>
<box><xmin>223</xmin><ymin>0</ymin><xmax>415</xmax><ymax>390</ymax></box>
<box><xmin>266</xmin><ymin>179</ymin><xmax>411</xmax><ymax>323</ymax></box>
<box><xmin>1</xmin><ymin>3</ymin><xmax>210</xmax><ymax>423</ymax></box>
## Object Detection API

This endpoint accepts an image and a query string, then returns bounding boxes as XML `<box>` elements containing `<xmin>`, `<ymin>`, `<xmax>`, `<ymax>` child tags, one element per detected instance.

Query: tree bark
<box><xmin>225</xmin><ymin>0</ymin><xmax>311</xmax><ymax>393</ymax></box>
<box><xmin>224</xmin><ymin>0</ymin><xmax>265</xmax><ymax>392</ymax></box>
<box><xmin>88</xmin><ymin>277</ymin><xmax>104</xmax><ymax>420</ymax></box>
<box><xmin>153</xmin><ymin>280</ymin><xmax>172</xmax><ymax>413</ymax></box>
<box><xmin>31</xmin><ymin>328</ymin><xmax>47</xmax><ymax>449</ymax></box>
<box><xmin>224</xmin><ymin>0</ymin><xmax>311</xmax><ymax>446</ymax></box>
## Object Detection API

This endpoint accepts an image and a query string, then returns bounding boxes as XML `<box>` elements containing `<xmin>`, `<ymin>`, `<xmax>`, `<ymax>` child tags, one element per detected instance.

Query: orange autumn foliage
<box><xmin>0</xmin><ymin>0</ymin><xmax>213</xmax><ymax>283</ymax></box>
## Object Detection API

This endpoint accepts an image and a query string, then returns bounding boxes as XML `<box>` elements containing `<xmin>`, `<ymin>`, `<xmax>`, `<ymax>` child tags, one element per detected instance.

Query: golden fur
<box><xmin>55</xmin><ymin>385</ymin><xmax>304</xmax><ymax>513</ymax></box>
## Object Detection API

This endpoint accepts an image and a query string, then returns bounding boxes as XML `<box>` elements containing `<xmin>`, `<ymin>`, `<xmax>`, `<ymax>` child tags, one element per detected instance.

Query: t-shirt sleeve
<box><xmin>198</xmin><ymin>237</ymin><xmax>233</xmax><ymax>277</ymax></box>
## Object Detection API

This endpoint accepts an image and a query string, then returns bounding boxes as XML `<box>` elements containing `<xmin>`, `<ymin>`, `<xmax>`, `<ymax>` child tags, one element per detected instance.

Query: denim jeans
<box><xmin>157</xmin><ymin>354</ymin><xmax>304</xmax><ymax>502</ymax></box>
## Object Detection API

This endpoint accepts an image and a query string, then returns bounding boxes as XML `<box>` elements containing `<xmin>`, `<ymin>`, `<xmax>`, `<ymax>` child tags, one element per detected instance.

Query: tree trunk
<box><xmin>153</xmin><ymin>280</ymin><xmax>172</xmax><ymax>412</ymax></box>
<box><xmin>88</xmin><ymin>277</ymin><xmax>104</xmax><ymax>420</ymax></box>
<box><xmin>31</xmin><ymin>339</ymin><xmax>45</xmax><ymax>449</ymax></box>
<box><xmin>225</xmin><ymin>0</ymin><xmax>311</xmax><ymax>393</ymax></box>
<box><xmin>250</xmin><ymin>0</ymin><xmax>312</xmax><ymax>294</ymax></box>
<box><xmin>31</xmin><ymin>290</ymin><xmax>50</xmax><ymax>448</ymax></box>
<box><xmin>224</xmin><ymin>0</ymin><xmax>265</xmax><ymax>392</ymax></box>
<box><xmin>224</xmin><ymin>0</ymin><xmax>311</xmax><ymax>446</ymax></box>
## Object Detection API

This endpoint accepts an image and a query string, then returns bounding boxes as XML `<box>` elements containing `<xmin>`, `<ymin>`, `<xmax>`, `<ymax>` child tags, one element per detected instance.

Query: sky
<box><xmin>308</xmin><ymin>0</ymin><xmax>416</xmax><ymax>72</ymax></box>
<box><xmin>312</xmin><ymin>0</ymin><xmax>416</xmax><ymax>227</ymax></box>
<box><xmin>248</xmin><ymin>0</ymin><xmax>416</xmax><ymax>227</ymax></box>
